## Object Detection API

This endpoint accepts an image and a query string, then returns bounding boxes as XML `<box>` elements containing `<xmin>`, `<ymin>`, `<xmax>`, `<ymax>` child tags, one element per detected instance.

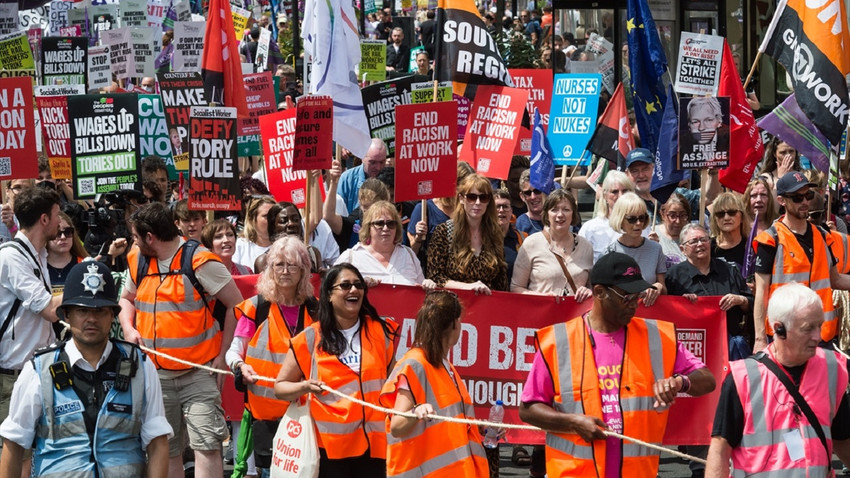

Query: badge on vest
<box><xmin>783</xmin><ymin>429</ymin><xmax>805</xmax><ymax>462</ymax></box>
<box><xmin>54</xmin><ymin>400</ymin><xmax>83</xmax><ymax>417</ymax></box>
<box><xmin>106</xmin><ymin>402</ymin><xmax>132</xmax><ymax>414</ymax></box>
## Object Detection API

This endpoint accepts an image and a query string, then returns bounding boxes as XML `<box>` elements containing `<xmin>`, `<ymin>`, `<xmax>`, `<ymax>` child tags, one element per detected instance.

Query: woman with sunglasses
<box><xmin>275</xmin><ymin>263</ymin><xmax>397</xmax><ymax>478</ymax></box>
<box><xmin>578</xmin><ymin>171</ymin><xmax>636</xmax><ymax>262</ymax></box>
<box><xmin>379</xmin><ymin>290</ymin><xmax>488</xmax><ymax>477</ymax></box>
<box><xmin>427</xmin><ymin>174</ymin><xmax>508</xmax><ymax>295</ymax></box>
<box><xmin>335</xmin><ymin>201</ymin><xmax>435</xmax><ymax>288</ymax></box>
<box><xmin>605</xmin><ymin>192</ymin><xmax>666</xmax><ymax>305</ymax></box>
<box><xmin>227</xmin><ymin>236</ymin><xmax>317</xmax><ymax>478</ymax></box>
<box><xmin>648</xmin><ymin>193</ymin><xmax>690</xmax><ymax>269</ymax></box>
<box><xmin>234</xmin><ymin>195</ymin><xmax>277</xmax><ymax>270</ymax></box>
<box><xmin>47</xmin><ymin>212</ymin><xmax>89</xmax><ymax>291</ymax></box>
<box><xmin>709</xmin><ymin>192</ymin><xmax>749</xmax><ymax>270</ymax></box>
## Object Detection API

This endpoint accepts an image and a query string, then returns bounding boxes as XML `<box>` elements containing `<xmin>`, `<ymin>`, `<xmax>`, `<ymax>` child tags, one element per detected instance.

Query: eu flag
<box><xmin>627</xmin><ymin>0</ymin><xmax>668</xmax><ymax>155</ymax></box>
<box><xmin>530</xmin><ymin>108</ymin><xmax>555</xmax><ymax>194</ymax></box>
<box><xmin>651</xmin><ymin>84</ymin><xmax>690</xmax><ymax>204</ymax></box>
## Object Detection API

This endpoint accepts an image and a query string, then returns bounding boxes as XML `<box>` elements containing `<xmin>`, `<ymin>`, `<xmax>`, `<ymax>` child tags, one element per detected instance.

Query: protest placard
<box><xmin>361</xmin><ymin>75</ymin><xmax>416</xmax><ymax>156</ymax></box>
<box><xmin>41</xmin><ymin>37</ymin><xmax>87</xmax><ymax>85</ymax></box>
<box><xmin>158</xmin><ymin>71</ymin><xmax>207</xmax><ymax>171</ymax></box>
<box><xmin>100</xmin><ymin>27</ymin><xmax>132</xmax><ymax>79</ymax></box>
<box><xmin>48</xmin><ymin>0</ymin><xmax>72</xmax><ymax>35</ymax></box>
<box><xmin>407</xmin><ymin>45</ymin><xmax>423</xmax><ymax>73</ymax></box>
<box><xmin>130</xmin><ymin>27</ymin><xmax>156</xmax><ymax>78</ymax></box>
<box><xmin>36</xmin><ymin>85</ymin><xmax>85</xmax><ymax>180</ymax></box>
<box><xmin>509</xmin><ymin>69</ymin><xmax>553</xmax><ymax>155</ymax></box>
<box><xmin>172</xmin><ymin>21</ymin><xmax>205</xmax><ymax>72</ymax></box>
<box><xmin>89</xmin><ymin>4</ymin><xmax>119</xmax><ymax>44</ymax></box>
<box><xmin>0</xmin><ymin>77</ymin><xmax>37</xmax><ymax>180</ymax></box>
<box><xmin>410</xmin><ymin>80</ymin><xmax>451</xmax><ymax>103</ymax></box>
<box><xmin>548</xmin><ymin>74</ymin><xmax>601</xmax><ymax>165</ymax></box>
<box><xmin>0</xmin><ymin>31</ymin><xmax>35</xmax><ymax>74</ymax></box>
<box><xmin>293</xmin><ymin>96</ymin><xmax>333</xmax><ymax>171</ymax></box>
<box><xmin>394</xmin><ymin>101</ymin><xmax>457</xmax><ymax>202</ymax></box>
<box><xmin>0</xmin><ymin>3</ymin><xmax>17</xmax><ymax>35</ymax></box>
<box><xmin>678</xmin><ymin>96</ymin><xmax>731</xmax><ymax>169</ymax></box>
<box><xmin>359</xmin><ymin>40</ymin><xmax>387</xmax><ymax>82</ymax></box>
<box><xmin>58</xmin><ymin>25</ymin><xmax>81</xmax><ymax>37</ymax></box>
<box><xmin>459</xmin><ymin>85</ymin><xmax>527</xmax><ymax>179</ymax></box>
<box><xmin>254</xmin><ymin>28</ymin><xmax>270</xmax><ymax>72</ymax></box>
<box><xmin>139</xmin><ymin>94</ymin><xmax>177</xmax><ymax>179</ymax></box>
<box><xmin>238</xmin><ymin>72</ymin><xmax>277</xmax><ymax>156</ymax></box>
<box><xmin>18</xmin><ymin>6</ymin><xmax>47</xmax><ymax>33</ymax></box>
<box><xmin>146</xmin><ymin>0</ymin><xmax>166</xmax><ymax>29</ymax></box>
<box><xmin>675</xmin><ymin>32</ymin><xmax>724</xmax><ymax>96</ymax></box>
<box><xmin>586</xmin><ymin>33</ymin><xmax>615</xmax><ymax>95</ymax></box>
<box><xmin>231</xmin><ymin>5</ymin><xmax>250</xmax><ymax>35</ymax></box>
<box><xmin>87</xmin><ymin>45</ymin><xmax>111</xmax><ymax>91</ymax></box>
<box><xmin>120</xmin><ymin>0</ymin><xmax>147</xmax><ymax>27</ymax></box>
<box><xmin>260</xmin><ymin>108</ymin><xmax>312</xmax><ymax>207</ymax></box>
<box><xmin>188</xmin><ymin>106</ymin><xmax>240</xmax><ymax>210</ymax></box>
<box><xmin>68</xmin><ymin>94</ymin><xmax>142</xmax><ymax>198</ymax></box>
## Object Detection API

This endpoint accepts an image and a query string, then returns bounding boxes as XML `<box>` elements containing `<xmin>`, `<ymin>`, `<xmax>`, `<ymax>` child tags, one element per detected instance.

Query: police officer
<box><xmin>0</xmin><ymin>261</ymin><xmax>172</xmax><ymax>478</ymax></box>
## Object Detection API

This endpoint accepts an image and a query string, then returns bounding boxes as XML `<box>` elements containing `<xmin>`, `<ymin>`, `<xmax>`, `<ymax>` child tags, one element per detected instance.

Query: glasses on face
<box><xmin>607</xmin><ymin>287</ymin><xmax>646</xmax><ymax>305</ymax></box>
<box><xmin>714</xmin><ymin>209</ymin><xmax>740</xmax><ymax>219</ymax></box>
<box><xmin>464</xmin><ymin>193</ymin><xmax>491</xmax><ymax>203</ymax></box>
<box><xmin>495</xmin><ymin>203</ymin><xmax>512</xmax><ymax>211</ymax></box>
<box><xmin>607</xmin><ymin>188</ymin><xmax>628</xmax><ymax>196</ymax></box>
<box><xmin>273</xmin><ymin>262</ymin><xmax>300</xmax><ymax>273</ymax></box>
<box><xmin>783</xmin><ymin>190</ymin><xmax>815</xmax><ymax>203</ymax></box>
<box><xmin>331</xmin><ymin>281</ymin><xmax>364</xmax><ymax>291</ymax></box>
<box><xmin>666</xmin><ymin>212</ymin><xmax>689</xmax><ymax>221</ymax></box>
<box><xmin>624</xmin><ymin>214</ymin><xmax>649</xmax><ymax>225</ymax></box>
<box><xmin>57</xmin><ymin>227</ymin><xmax>75</xmax><ymax>238</ymax></box>
<box><xmin>371</xmin><ymin>219</ymin><xmax>397</xmax><ymax>229</ymax></box>
<box><xmin>521</xmin><ymin>188</ymin><xmax>542</xmax><ymax>197</ymax></box>
<box><xmin>9</xmin><ymin>185</ymin><xmax>23</xmax><ymax>193</ymax></box>
<box><xmin>684</xmin><ymin>236</ymin><xmax>710</xmax><ymax>247</ymax></box>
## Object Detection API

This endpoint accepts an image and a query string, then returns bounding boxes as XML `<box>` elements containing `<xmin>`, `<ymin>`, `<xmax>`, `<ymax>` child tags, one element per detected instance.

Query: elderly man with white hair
<box><xmin>705</xmin><ymin>282</ymin><xmax>850</xmax><ymax>477</ymax></box>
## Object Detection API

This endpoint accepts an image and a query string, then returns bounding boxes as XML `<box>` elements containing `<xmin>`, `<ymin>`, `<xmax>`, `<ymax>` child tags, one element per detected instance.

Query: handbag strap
<box><xmin>752</xmin><ymin>352</ymin><xmax>832</xmax><ymax>470</ymax></box>
<box><xmin>542</xmin><ymin>230</ymin><xmax>578</xmax><ymax>295</ymax></box>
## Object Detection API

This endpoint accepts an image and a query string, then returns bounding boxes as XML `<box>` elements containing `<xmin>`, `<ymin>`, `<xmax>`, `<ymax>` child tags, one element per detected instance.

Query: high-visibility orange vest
<box><xmin>753</xmin><ymin>220</ymin><xmax>836</xmax><ymax>341</ymax></box>
<box><xmin>127</xmin><ymin>244</ymin><xmax>223</xmax><ymax>370</ymax></box>
<box><xmin>536</xmin><ymin>317</ymin><xmax>677</xmax><ymax>478</ymax></box>
<box><xmin>378</xmin><ymin>347</ymin><xmax>489</xmax><ymax>478</ymax></box>
<box><xmin>238</xmin><ymin>295</ymin><xmax>316</xmax><ymax>421</ymax></box>
<box><xmin>827</xmin><ymin>230</ymin><xmax>850</xmax><ymax>274</ymax></box>
<box><xmin>290</xmin><ymin>317</ymin><xmax>396</xmax><ymax>460</ymax></box>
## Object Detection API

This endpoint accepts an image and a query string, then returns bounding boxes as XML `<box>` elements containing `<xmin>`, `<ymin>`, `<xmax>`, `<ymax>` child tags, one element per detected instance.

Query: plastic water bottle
<box><xmin>482</xmin><ymin>400</ymin><xmax>504</xmax><ymax>449</ymax></box>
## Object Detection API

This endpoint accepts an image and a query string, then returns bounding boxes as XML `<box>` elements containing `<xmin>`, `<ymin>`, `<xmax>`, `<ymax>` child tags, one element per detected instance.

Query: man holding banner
<box><xmin>519</xmin><ymin>252</ymin><xmax>715</xmax><ymax>478</ymax></box>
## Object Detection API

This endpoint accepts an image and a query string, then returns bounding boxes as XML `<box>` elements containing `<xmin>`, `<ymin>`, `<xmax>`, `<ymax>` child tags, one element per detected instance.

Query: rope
<box><xmin>60</xmin><ymin>321</ymin><xmax>707</xmax><ymax>464</ymax></box>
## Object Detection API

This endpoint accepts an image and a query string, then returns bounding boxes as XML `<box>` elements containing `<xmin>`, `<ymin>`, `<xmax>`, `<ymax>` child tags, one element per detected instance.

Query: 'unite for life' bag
<box><xmin>270</xmin><ymin>398</ymin><xmax>319</xmax><ymax>478</ymax></box>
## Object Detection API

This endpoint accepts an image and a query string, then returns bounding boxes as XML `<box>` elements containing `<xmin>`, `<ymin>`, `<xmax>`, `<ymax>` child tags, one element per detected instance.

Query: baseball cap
<box><xmin>776</xmin><ymin>171</ymin><xmax>815</xmax><ymax>196</ymax></box>
<box><xmin>589</xmin><ymin>252</ymin><xmax>655</xmax><ymax>294</ymax></box>
<box><xmin>58</xmin><ymin>261</ymin><xmax>121</xmax><ymax>318</ymax></box>
<box><xmin>625</xmin><ymin>148</ymin><xmax>653</xmax><ymax>168</ymax></box>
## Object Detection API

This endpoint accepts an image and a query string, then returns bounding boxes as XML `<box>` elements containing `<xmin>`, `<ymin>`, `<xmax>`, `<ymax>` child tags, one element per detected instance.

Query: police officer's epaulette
<box><xmin>111</xmin><ymin>339</ymin><xmax>146</xmax><ymax>361</ymax></box>
<box><xmin>32</xmin><ymin>339</ymin><xmax>69</xmax><ymax>358</ymax></box>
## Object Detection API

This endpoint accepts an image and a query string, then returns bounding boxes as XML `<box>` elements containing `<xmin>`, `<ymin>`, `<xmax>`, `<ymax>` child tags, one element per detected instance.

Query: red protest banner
<box><xmin>188</xmin><ymin>106</ymin><xmax>241</xmax><ymax>210</ymax></box>
<box><xmin>240</xmin><ymin>72</ymin><xmax>277</xmax><ymax>137</ymax></box>
<box><xmin>394</xmin><ymin>101</ymin><xmax>458</xmax><ymax>202</ymax></box>
<box><xmin>459</xmin><ymin>85</ymin><xmax>527</xmax><ymax>180</ymax></box>
<box><xmin>0</xmin><ymin>77</ymin><xmax>37</xmax><ymax>180</ymax></box>
<box><xmin>293</xmin><ymin>95</ymin><xmax>333</xmax><ymax>171</ymax></box>
<box><xmin>509</xmin><ymin>69</ymin><xmax>553</xmax><ymax>155</ymax></box>
<box><xmin>36</xmin><ymin>95</ymin><xmax>72</xmax><ymax>179</ymax></box>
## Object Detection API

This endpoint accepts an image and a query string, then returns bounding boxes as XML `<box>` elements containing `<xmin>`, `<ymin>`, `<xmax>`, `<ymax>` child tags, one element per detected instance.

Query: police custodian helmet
<box><xmin>57</xmin><ymin>261</ymin><xmax>121</xmax><ymax>318</ymax></box>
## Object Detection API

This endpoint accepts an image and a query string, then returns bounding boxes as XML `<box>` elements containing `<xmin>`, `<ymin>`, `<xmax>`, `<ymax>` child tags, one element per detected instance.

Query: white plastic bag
<box><xmin>270</xmin><ymin>399</ymin><xmax>319</xmax><ymax>478</ymax></box>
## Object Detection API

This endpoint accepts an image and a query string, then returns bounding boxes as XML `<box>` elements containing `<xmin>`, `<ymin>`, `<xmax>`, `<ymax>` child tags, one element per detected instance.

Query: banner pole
<box><xmin>304</xmin><ymin>169</ymin><xmax>312</xmax><ymax>244</ymax></box>
<box><xmin>651</xmin><ymin>199</ymin><xmax>658</xmax><ymax>233</ymax></box>
<box><xmin>699</xmin><ymin>168</ymin><xmax>709</xmax><ymax>226</ymax></box>
<box><xmin>743</xmin><ymin>51</ymin><xmax>762</xmax><ymax>91</ymax></box>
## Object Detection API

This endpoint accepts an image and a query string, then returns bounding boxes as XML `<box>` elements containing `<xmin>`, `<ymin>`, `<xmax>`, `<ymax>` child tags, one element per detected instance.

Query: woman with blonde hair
<box><xmin>234</xmin><ymin>195</ymin><xmax>277</xmax><ymax>268</ymax></box>
<box><xmin>427</xmin><ymin>174</ymin><xmax>508</xmax><ymax>294</ymax></box>
<box><xmin>335</xmin><ymin>200</ymin><xmax>435</xmax><ymax>288</ymax></box>
<box><xmin>578</xmin><ymin>171</ymin><xmax>636</xmax><ymax>261</ymax></box>
<box><xmin>743</xmin><ymin>178</ymin><xmax>778</xmax><ymax>235</ymax></box>
<box><xmin>709</xmin><ymin>192</ymin><xmax>749</xmax><ymax>269</ymax></box>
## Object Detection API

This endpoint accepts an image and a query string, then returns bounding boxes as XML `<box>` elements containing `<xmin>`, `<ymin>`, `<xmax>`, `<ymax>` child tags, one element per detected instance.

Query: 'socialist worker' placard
<box><xmin>547</xmin><ymin>73</ymin><xmax>601</xmax><ymax>165</ymax></box>
<box><xmin>674</xmin><ymin>32</ymin><xmax>724</xmax><ymax>97</ymax></box>
<box><xmin>678</xmin><ymin>96</ymin><xmax>731</xmax><ymax>169</ymax></box>
<box><xmin>459</xmin><ymin>85</ymin><xmax>527</xmax><ymax>180</ymax></box>
<box><xmin>188</xmin><ymin>106</ymin><xmax>240</xmax><ymax>211</ymax></box>
<box><xmin>68</xmin><ymin>94</ymin><xmax>142</xmax><ymax>198</ymax></box>
<box><xmin>394</xmin><ymin>101</ymin><xmax>458</xmax><ymax>202</ymax></box>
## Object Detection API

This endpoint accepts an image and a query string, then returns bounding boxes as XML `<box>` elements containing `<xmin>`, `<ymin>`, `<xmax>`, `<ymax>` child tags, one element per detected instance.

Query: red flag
<box><xmin>586</xmin><ymin>83</ymin><xmax>634</xmax><ymax>169</ymax></box>
<box><xmin>201</xmin><ymin>0</ymin><xmax>249</xmax><ymax>119</ymax></box>
<box><xmin>717</xmin><ymin>40</ymin><xmax>763</xmax><ymax>193</ymax></box>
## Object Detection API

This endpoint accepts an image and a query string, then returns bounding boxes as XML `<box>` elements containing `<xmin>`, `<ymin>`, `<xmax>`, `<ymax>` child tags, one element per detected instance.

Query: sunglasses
<box><xmin>714</xmin><ymin>209</ymin><xmax>739</xmax><ymax>219</ymax></box>
<box><xmin>463</xmin><ymin>193</ymin><xmax>491</xmax><ymax>203</ymax></box>
<box><xmin>57</xmin><ymin>227</ymin><xmax>75</xmax><ymax>238</ymax></box>
<box><xmin>331</xmin><ymin>281</ymin><xmax>364</xmax><ymax>291</ymax></box>
<box><xmin>783</xmin><ymin>190</ymin><xmax>815</xmax><ymax>203</ymax></box>
<box><xmin>371</xmin><ymin>220</ymin><xmax>397</xmax><ymax>229</ymax></box>
<box><xmin>607</xmin><ymin>287</ymin><xmax>646</xmax><ymax>304</ymax></box>
<box><xmin>624</xmin><ymin>214</ymin><xmax>649</xmax><ymax>225</ymax></box>
<box><xmin>521</xmin><ymin>188</ymin><xmax>543</xmax><ymax>197</ymax></box>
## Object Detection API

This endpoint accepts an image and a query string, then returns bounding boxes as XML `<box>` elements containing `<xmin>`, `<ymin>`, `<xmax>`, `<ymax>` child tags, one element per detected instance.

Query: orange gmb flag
<box><xmin>759</xmin><ymin>0</ymin><xmax>850</xmax><ymax>144</ymax></box>
<box><xmin>201</xmin><ymin>0</ymin><xmax>249</xmax><ymax>119</ymax></box>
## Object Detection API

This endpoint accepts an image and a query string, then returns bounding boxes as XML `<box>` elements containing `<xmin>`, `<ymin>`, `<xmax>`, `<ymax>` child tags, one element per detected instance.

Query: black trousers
<box><xmin>318</xmin><ymin>447</ymin><xmax>386</xmax><ymax>478</ymax></box>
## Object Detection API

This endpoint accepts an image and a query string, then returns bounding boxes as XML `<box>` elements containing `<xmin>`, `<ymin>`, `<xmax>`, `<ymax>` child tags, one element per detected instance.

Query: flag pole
<box><xmin>742</xmin><ymin>51</ymin><xmax>762</xmax><ymax>91</ymax></box>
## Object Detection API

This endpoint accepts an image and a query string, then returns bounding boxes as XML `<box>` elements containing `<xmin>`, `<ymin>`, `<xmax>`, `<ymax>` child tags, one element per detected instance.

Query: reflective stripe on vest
<box><xmin>729</xmin><ymin>347</ymin><xmax>847</xmax><ymax>477</ymax></box>
<box><xmin>128</xmin><ymin>245</ymin><xmax>223</xmax><ymax>370</ymax></box>
<box><xmin>291</xmin><ymin>318</ymin><xmax>396</xmax><ymax>460</ymax></box>
<box><xmin>390</xmin><ymin>443</ymin><xmax>488</xmax><ymax>478</ymax></box>
<box><xmin>829</xmin><ymin>231</ymin><xmax>850</xmax><ymax>274</ymax></box>
<box><xmin>756</xmin><ymin>222</ymin><xmax>837</xmax><ymax>340</ymax></box>
<box><xmin>33</xmin><ymin>344</ymin><xmax>146</xmax><ymax>478</ymax></box>
<box><xmin>537</xmin><ymin>317</ymin><xmax>678</xmax><ymax>478</ymax></box>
